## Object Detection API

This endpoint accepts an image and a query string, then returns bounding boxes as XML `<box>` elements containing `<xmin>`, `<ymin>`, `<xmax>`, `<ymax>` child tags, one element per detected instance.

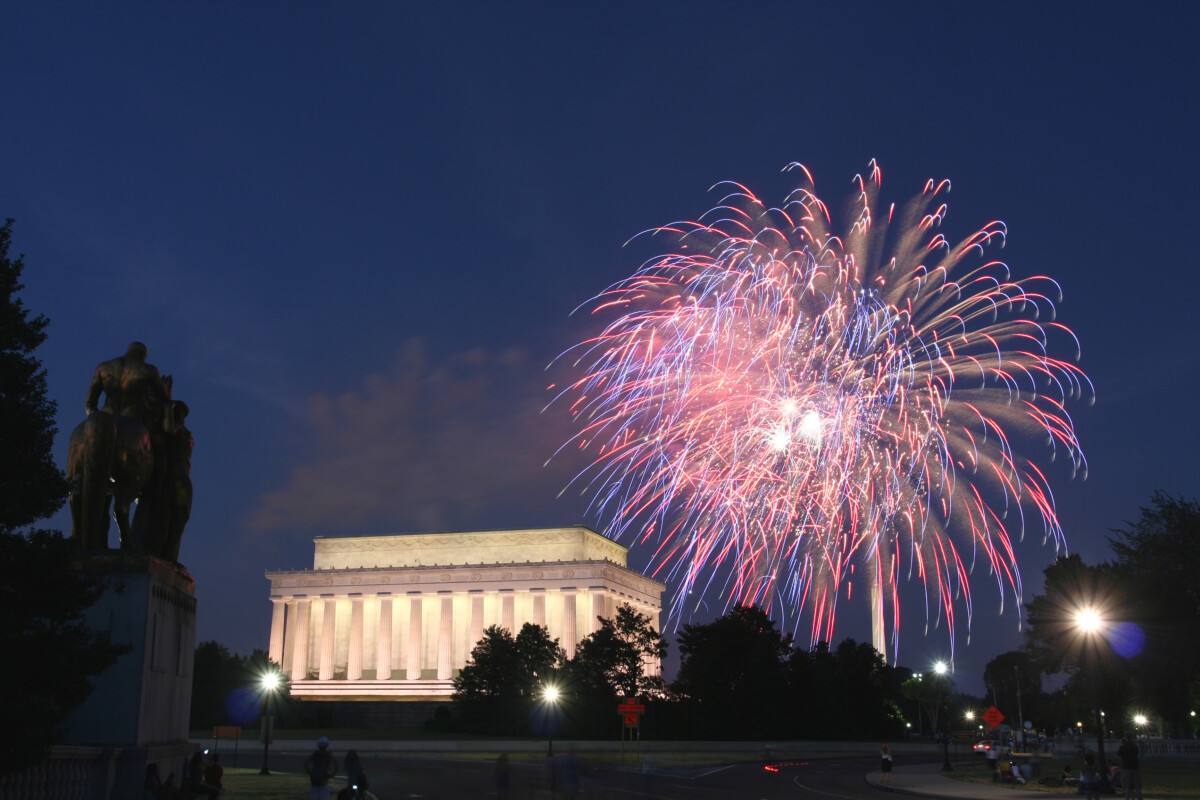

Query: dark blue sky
<box><xmin>4</xmin><ymin>2</ymin><xmax>1198</xmax><ymax>696</ymax></box>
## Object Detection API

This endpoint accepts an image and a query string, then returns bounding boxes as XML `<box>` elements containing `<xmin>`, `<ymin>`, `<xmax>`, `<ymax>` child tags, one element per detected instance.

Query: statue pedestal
<box><xmin>58</xmin><ymin>552</ymin><xmax>197</xmax><ymax>798</ymax></box>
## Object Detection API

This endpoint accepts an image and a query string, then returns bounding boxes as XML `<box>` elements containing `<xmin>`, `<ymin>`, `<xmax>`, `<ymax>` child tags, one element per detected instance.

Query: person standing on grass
<box><xmin>1117</xmin><ymin>736</ymin><xmax>1143</xmax><ymax>800</ymax></box>
<box><xmin>1080</xmin><ymin>754</ymin><xmax>1101</xmax><ymax>800</ymax></box>
<box><xmin>305</xmin><ymin>736</ymin><xmax>340</xmax><ymax>800</ymax></box>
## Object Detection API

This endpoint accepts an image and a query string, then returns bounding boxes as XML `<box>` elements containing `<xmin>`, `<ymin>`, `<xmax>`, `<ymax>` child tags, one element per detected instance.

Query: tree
<box><xmin>0</xmin><ymin>219</ymin><xmax>69</xmax><ymax>533</ymax></box>
<box><xmin>568</xmin><ymin>603</ymin><xmax>668</xmax><ymax>698</ymax></box>
<box><xmin>1024</xmin><ymin>554</ymin><xmax>1132</xmax><ymax>735</ymax></box>
<box><xmin>674</xmin><ymin>606</ymin><xmax>793</xmax><ymax>739</ymax></box>
<box><xmin>1107</xmin><ymin>493</ymin><xmax>1200</xmax><ymax>736</ymax></box>
<box><xmin>0</xmin><ymin>530</ymin><xmax>128</xmax><ymax>776</ymax></box>
<box><xmin>0</xmin><ymin>222</ymin><xmax>126</xmax><ymax>776</ymax></box>
<box><xmin>452</xmin><ymin>623</ymin><xmax>564</xmax><ymax>735</ymax></box>
<box><xmin>982</xmin><ymin>650</ymin><xmax>1041</xmax><ymax>730</ymax></box>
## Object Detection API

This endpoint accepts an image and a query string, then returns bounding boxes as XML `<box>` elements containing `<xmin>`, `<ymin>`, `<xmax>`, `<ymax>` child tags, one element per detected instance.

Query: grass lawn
<box><xmin>221</xmin><ymin>767</ymin><xmax>314</xmax><ymax>800</ymax></box>
<box><xmin>947</xmin><ymin>757</ymin><xmax>1200</xmax><ymax>800</ymax></box>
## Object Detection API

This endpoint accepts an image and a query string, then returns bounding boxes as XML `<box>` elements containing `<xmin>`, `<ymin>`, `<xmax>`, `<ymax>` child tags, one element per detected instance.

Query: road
<box><xmin>267</xmin><ymin>751</ymin><xmax>929</xmax><ymax>800</ymax></box>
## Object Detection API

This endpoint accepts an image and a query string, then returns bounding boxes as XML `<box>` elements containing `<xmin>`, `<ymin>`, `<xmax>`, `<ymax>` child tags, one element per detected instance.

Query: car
<box><xmin>974</xmin><ymin>740</ymin><xmax>998</xmax><ymax>752</ymax></box>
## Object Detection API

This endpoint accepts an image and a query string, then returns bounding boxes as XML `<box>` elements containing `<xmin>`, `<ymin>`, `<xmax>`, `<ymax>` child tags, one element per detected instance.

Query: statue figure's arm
<box><xmin>85</xmin><ymin>367</ymin><xmax>105</xmax><ymax>415</ymax></box>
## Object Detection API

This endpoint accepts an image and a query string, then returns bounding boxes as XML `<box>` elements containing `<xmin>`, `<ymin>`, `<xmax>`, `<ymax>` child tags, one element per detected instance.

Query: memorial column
<box><xmin>267</xmin><ymin>598</ymin><xmax>286</xmax><ymax>665</ymax></box>
<box><xmin>347</xmin><ymin>595</ymin><xmax>365</xmax><ymax>681</ymax></box>
<box><xmin>406</xmin><ymin>593</ymin><xmax>423</xmax><ymax>680</ymax></box>
<box><xmin>469</xmin><ymin>592</ymin><xmax>484</xmax><ymax>651</ymax></box>
<box><xmin>437</xmin><ymin>593</ymin><xmax>454</xmax><ymax>680</ymax></box>
<box><xmin>532</xmin><ymin>589</ymin><xmax>546</xmax><ymax>627</ymax></box>
<box><xmin>562</xmin><ymin>589</ymin><xmax>577</xmax><ymax>659</ymax></box>
<box><xmin>291</xmin><ymin>598</ymin><xmax>312</xmax><ymax>680</ymax></box>
<box><xmin>318</xmin><ymin>596</ymin><xmax>337</xmax><ymax>681</ymax></box>
<box><xmin>376</xmin><ymin>594</ymin><xmax>393</xmax><ymax>680</ymax></box>
<box><xmin>500</xmin><ymin>590</ymin><xmax>515</xmax><ymax>633</ymax></box>
<box><xmin>590</xmin><ymin>587</ymin><xmax>607</xmax><ymax>633</ymax></box>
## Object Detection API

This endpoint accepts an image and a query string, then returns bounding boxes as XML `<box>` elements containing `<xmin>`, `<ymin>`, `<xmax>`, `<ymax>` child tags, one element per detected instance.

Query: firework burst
<box><xmin>553</xmin><ymin>161</ymin><xmax>1091</xmax><ymax>659</ymax></box>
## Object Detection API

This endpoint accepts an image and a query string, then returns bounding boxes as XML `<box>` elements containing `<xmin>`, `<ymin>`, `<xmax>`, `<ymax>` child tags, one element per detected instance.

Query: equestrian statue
<box><xmin>68</xmin><ymin>342</ymin><xmax>194</xmax><ymax>562</ymax></box>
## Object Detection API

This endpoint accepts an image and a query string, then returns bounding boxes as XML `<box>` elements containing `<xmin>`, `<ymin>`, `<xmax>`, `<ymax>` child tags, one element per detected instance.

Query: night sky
<box><xmin>4</xmin><ymin>3</ymin><xmax>1198</xmax><ymax>696</ymax></box>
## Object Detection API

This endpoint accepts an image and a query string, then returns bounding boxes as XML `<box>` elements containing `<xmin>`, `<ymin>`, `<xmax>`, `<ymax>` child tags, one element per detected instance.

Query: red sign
<box><xmin>624</xmin><ymin>713</ymin><xmax>640</xmax><ymax>726</ymax></box>
<box><xmin>982</xmin><ymin>706</ymin><xmax>1006</xmax><ymax>729</ymax></box>
<box><xmin>617</xmin><ymin>703</ymin><xmax>646</xmax><ymax>713</ymax></box>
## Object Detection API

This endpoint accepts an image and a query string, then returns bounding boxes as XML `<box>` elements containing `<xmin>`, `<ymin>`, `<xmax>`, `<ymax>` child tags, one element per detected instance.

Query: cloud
<box><xmin>247</xmin><ymin>338</ymin><xmax>589</xmax><ymax>535</ymax></box>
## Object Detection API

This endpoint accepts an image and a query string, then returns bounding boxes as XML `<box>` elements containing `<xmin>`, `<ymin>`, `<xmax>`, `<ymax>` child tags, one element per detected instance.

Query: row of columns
<box><xmin>269</xmin><ymin>586</ymin><xmax>643</xmax><ymax>682</ymax></box>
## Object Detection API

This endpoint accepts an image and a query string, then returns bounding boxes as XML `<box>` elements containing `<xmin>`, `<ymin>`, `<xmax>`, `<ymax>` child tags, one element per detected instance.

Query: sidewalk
<box><xmin>866</xmin><ymin>762</ymin><xmax>1059</xmax><ymax>800</ymax></box>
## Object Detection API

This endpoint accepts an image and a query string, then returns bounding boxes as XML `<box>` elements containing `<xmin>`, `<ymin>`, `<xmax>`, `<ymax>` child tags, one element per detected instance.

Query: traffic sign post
<box><xmin>617</xmin><ymin>698</ymin><xmax>643</xmax><ymax>757</ymax></box>
<box><xmin>983</xmin><ymin>706</ymin><xmax>1006</xmax><ymax>730</ymax></box>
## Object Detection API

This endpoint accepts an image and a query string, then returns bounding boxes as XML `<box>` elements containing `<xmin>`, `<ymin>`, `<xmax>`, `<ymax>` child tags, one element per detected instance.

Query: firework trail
<box><xmin>553</xmin><ymin>161</ymin><xmax>1091</xmax><ymax>660</ymax></box>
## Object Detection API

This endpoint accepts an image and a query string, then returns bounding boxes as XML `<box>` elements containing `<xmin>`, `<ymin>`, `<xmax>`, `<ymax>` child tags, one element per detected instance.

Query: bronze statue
<box><xmin>67</xmin><ymin>342</ymin><xmax>193</xmax><ymax>561</ymax></box>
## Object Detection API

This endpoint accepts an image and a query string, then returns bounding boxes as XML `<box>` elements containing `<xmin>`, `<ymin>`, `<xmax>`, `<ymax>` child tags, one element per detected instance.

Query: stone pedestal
<box><xmin>59</xmin><ymin>552</ymin><xmax>197</xmax><ymax>799</ymax></box>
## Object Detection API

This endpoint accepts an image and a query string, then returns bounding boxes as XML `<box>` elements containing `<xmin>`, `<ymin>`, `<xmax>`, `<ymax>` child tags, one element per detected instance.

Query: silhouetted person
<box><xmin>1117</xmin><ymin>736</ymin><xmax>1142</xmax><ymax>800</ymax></box>
<box><xmin>183</xmin><ymin>750</ymin><xmax>219</xmax><ymax>798</ymax></box>
<box><xmin>342</xmin><ymin>749</ymin><xmax>367</xmax><ymax>800</ymax></box>
<box><xmin>305</xmin><ymin>736</ymin><xmax>339</xmax><ymax>800</ymax></box>
<box><xmin>494</xmin><ymin>753</ymin><xmax>510</xmax><ymax>800</ymax></box>
<box><xmin>880</xmin><ymin>744</ymin><xmax>893</xmax><ymax>784</ymax></box>
<box><xmin>202</xmin><ymin>753</ymin><xmax>223</xmax><ymax>792</ymax></box>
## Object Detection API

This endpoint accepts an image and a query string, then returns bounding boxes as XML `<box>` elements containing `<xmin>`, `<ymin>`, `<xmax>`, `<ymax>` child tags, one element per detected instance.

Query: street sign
<box><xmin>953</xmin><ymin>730</ymin><xmax>975</xmax><ymax>741</ymax></box>
<box><xmin>617</xmin><ymin>703</ymin><xmax>646</xmax><ymax>713</ymax></box>
<box><xmin>982</xmin><ymin>706</ymin><xmax>1005</xmax><ymax>729</ymax></box>
<box><xmin>624</xmin><ymin>713</ymin><xmax>639</xmax><ymax>726</ymax></box>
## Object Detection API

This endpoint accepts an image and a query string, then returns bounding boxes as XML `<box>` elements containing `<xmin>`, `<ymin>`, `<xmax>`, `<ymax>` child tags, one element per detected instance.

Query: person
<box><xmin>202</xmin><ymin>753</ymin><xmax>223</xmax><ymax>793</ymax></box>
<box><xmin>880</xmin><ymin>744</ymin><xmax>893</xmax><ymax>784</ymax></box>
<box><xmin>1060</xmin><ymin>765</ymin><xmax>1076</xmax><ymax>785</ymax></box>
<box><xmin>986</xmin><ymin>742</ymin><xmax>999</xmax><ymax>779</ymax></box>
<box><xmin>307</xmin><ymin>738</ymin><xmax>340</xmax><ymax>800</ymax></box>
<box><xmin>494</xmin><ymin>753</ymin><xmax>511</xmax><ymax>800</ymax></box>
<box><xmin>562</xmin><ymin>746</ymin><xmax>581</xmax><ymax>800</ymax></box>
<box><xmin>341</xmin><ymin>750</ymin><xmax>368</xmax><ymax>800</ymax></box>
<box><xmin>1080</xmin><ymin>754</ymin><xmax>1101</xmax><ymax>800</ymax></box>
<box><xmin>145</xmin><ymin>763</ymin><xmax>176</xmax><ymax>800</ymax></box>
<box><xmin>305</xmin><ymin>736</ymin><xmax>340</xmax><ymax>800</ymax></box>
<box><xmin>1117</xmin><ymin>736</ymin><xmax>1143</xmax><ymax>800</ymax></box>
<box><xmin>183</xmin><ymin>750</ymin><xmax>220</xmax><ymax>799</ymax></box>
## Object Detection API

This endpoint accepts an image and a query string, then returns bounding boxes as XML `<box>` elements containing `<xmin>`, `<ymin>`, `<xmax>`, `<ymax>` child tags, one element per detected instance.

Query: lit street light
<box><xmin>543</xmin><ymin>685</ymin><xmax>560</xmax><ymax>757</ymax></box>
<box><xmin>258</xmin><ymin>670</ymin><xmax>281</xmax><ymax>776</ymax></box>
<box><xmin>933</xmin><ymin>661</ymin><xmax>953</xmax><ymax>772</ymax></box>
<box><xmin>1075</xmin><ymin>606</ymin><xmax>1111</xmax><ymax>792</ymax></box>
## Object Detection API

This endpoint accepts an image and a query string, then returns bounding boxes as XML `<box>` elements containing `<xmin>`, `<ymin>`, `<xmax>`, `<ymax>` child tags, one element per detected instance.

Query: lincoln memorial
<box><xmin>265</xmin><ymin>526</ymin><xmax>665</xmax><ymax>701</ymax></box>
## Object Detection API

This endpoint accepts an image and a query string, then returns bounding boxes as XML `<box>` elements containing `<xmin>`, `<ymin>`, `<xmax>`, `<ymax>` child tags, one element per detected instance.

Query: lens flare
<box><xmin>554</xmin><ymin>161</ymin><xmax>1090</xmax><ymax>659</ymax></box>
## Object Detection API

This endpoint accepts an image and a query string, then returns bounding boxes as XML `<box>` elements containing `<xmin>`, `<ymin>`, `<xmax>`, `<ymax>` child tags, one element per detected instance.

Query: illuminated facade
<box><xmin>265</xmin><ymin>526</ymin><xmax>664</xmax><ymax>700</ymax></box>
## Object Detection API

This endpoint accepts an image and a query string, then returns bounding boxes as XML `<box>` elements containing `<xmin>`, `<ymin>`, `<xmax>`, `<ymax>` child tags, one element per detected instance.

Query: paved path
<box><xmin>866</xmin><ymin>762</ymin><xmax>1077</xmax><ymax>800</ymax></box>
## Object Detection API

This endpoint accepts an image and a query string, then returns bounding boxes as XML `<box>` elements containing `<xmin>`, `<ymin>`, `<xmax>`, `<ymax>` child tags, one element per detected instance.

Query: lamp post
<box><xmin>258</xmin><ymin>671</ymin><xmax>280</xmax><ymax>776</ymax></box>
<box><xmin>1075</xmin><ymin>607</ymin><xmax>1111</xmax><ymax>792</ymax></box>
<box><xmin>543</xmin><ymin>685</ymin><xmax>560</xmax><ymax>757</ymax></box>
<box><xmin>934</xmin><ymin>661</ymin><xmax>953</xmax><ymax>772</ymax></box>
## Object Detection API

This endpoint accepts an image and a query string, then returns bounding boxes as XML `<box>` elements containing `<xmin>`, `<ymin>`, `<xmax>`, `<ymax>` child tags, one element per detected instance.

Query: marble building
<box><xmin>265</xmin><ymin>526</ymin><xmax>665</xmax><ymax>700</ymax></box>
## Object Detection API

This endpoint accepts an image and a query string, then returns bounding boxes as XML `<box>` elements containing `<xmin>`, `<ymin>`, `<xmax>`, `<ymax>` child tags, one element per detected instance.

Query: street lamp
<box><xmin>934</xmin><ymin>661</ymin><xmax>953</xmax><ymax>772</ymax></box>
<box><xmin>258</xmin><ymin>670</ymin><xmax>281</xmax><ymax>776</ymax></box>
<box><xmin>543</xmin><ymin>685</ymin><xmax>560</xmax><ymax>757</ymax></box>
<box><xmin>1075</xmin><ymin>606</ymin><xmax>1111</xmax><ymax>792</ymax></box>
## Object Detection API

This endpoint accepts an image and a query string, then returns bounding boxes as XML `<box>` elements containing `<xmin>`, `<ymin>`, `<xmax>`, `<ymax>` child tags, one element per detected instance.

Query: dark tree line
<box><xmin>450</xmin><ymin>603</ymin><xmax>907</xmax><ymax>740</ymax></box>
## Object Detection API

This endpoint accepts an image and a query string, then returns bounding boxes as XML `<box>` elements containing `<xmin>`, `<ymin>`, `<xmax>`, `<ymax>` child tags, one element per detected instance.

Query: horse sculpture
<box><xmin>67</xmin><ymin>410</ymin><xmax>154</xmax><ymax>550</ymax></box>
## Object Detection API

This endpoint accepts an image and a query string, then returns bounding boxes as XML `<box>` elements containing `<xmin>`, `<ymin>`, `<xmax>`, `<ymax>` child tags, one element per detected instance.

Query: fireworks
<box><xmin>554</xmin><ymin>161</ymin><xmax>1090</xmax><ymax>659</ymax></box>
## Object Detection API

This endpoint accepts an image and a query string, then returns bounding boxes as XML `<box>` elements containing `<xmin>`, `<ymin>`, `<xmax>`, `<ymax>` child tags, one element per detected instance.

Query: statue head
<box><xmin>126</xmin><ymin>341</ymin><xmax>149</xmax><ymax>361</ymax></box>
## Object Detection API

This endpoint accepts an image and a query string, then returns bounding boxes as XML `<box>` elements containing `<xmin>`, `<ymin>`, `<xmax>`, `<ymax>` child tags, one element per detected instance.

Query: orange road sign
<box><xmin>983</xmin><ymin>706</ymin><xmax>1006</xmax><ymax>729</ymax></box>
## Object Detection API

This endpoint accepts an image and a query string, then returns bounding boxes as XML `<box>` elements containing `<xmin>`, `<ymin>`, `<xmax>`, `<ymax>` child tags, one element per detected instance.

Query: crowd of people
<box><xmin>143</xmin><ymin>749</ymin><xmax>223</xmax><ymax>799</ymax></box>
